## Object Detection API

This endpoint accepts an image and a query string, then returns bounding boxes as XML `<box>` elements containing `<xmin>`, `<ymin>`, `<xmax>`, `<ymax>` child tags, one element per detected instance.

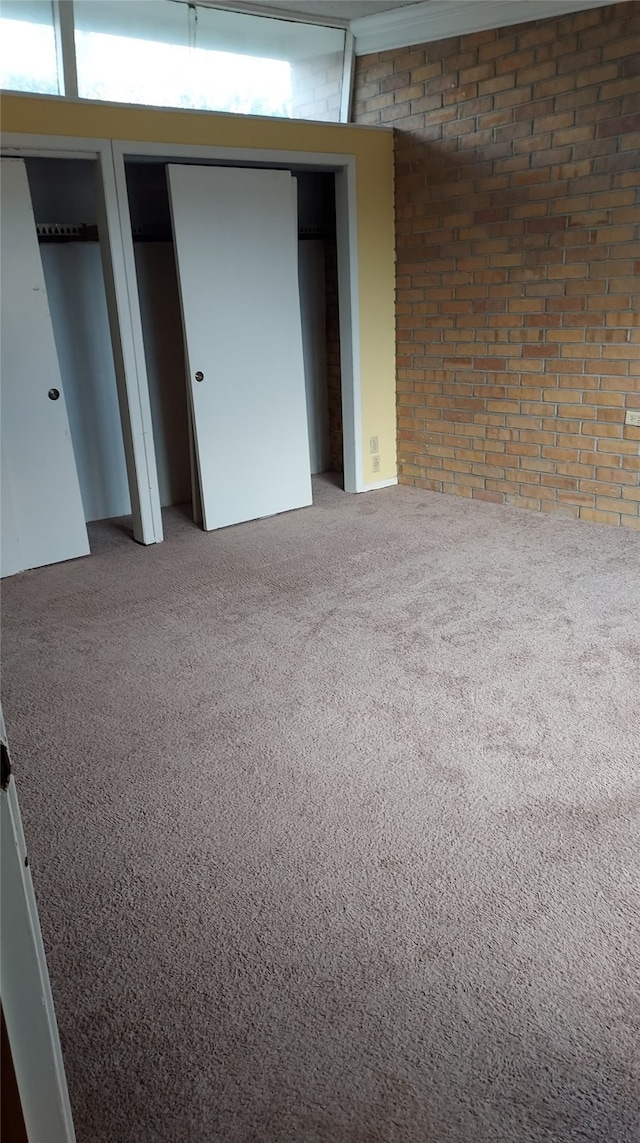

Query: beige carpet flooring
<box><xmin>2</xmin><ymin>476</ymin><xmax>639</xmax><ymax>1143</ymax></box>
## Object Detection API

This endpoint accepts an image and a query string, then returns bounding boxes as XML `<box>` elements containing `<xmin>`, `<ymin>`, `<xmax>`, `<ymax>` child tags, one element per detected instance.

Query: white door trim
<box><xmin>334</xmin><ymin>159</ymin><xmax>361</xmax><ymax>493</ymax></box>
<box><xmin>0</xmin><ymin>711</ymin><xmax>76</xmax><ymax>1143</ymax></box>
<box><xmin>1</xmin><ymin>133</ymin><xmax>163</xmax><ymax>544</ymax></box>
<box><xmin>111</xmin><ymin>139</ymin><xmax>363</xmax><ymax>494</ymax></box>
<box><xmin>102</xmin><ymin>141</ymin><xmax>163</xmax><ymax>542</ymax></box>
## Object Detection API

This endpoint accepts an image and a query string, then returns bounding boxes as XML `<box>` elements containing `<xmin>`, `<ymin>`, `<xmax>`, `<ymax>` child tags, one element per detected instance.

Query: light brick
<box><xmin>353</xmin><ymin>1</ymin><xmax>638</xmax><ymax>528</ymax></box>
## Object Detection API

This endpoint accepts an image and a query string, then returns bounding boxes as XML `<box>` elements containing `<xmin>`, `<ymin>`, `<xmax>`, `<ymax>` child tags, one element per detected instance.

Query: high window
<box><xmin>0</xmin><ymin>0</ymin><xmax>61</xmax><ymax>95</ymax></box>
<box><xmin>1</xmin><ymin>0</ymin><xmax>350</xmax><ymax>123</ymax></box>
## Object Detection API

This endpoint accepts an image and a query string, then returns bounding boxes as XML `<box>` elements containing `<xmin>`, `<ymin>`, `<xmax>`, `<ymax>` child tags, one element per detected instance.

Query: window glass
<box><xmin>73</xmin><ymin>1</ymin><xmax>345</xmax><ymax>121</ymax></box>
<box><xmin>0</xmin><ymin>0</ymin><xmax>60</xmax><ymax>95</ymax></box>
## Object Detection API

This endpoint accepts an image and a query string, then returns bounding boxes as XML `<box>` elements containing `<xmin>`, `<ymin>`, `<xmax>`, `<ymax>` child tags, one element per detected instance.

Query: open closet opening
<box><xmin>124</xmin><ymin>162</ymin><xmax>193</xmax><ymax>523</ymax></box>
<box><xmin>296</xmin><ymin>171</ymin><xmax>344</xmax><ymax>486</ymax></box>
<box><xmin>25</xmin><ymin>158</ymin><xmax>133</xmax><ymax>540</ymax></box>
<box><xmin>125</xmin><ymin>159</ymin><xmax>344</xmax><ymax>533</ymax></box>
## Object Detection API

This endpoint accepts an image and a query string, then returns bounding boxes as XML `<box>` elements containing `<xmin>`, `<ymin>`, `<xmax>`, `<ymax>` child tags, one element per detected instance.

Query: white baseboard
<box><xmin>358</xmin><ymin>477</ymin><xmax>398</xmax><ymax>492</ymax></box>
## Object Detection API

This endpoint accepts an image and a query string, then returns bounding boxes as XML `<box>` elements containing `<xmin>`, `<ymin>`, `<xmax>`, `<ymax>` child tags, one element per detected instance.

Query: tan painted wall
<box><xmin>2</xmin><ymin>94</ymin><xmax>397</xmax><ymax>486</ymax></box>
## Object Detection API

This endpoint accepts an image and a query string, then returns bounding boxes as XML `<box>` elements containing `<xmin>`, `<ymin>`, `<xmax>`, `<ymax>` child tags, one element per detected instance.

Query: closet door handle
<box><xmin>48</xmin><ymin>388</ymin><xmax>60</xmax><ymax>401</ymax></box>
<box><xmin>194</xmin><ymin>371</ymin><xmax>204</xmax><ymax>382</ymax></box>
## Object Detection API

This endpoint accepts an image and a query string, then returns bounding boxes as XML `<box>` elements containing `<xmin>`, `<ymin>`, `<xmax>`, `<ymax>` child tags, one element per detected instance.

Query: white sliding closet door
<box><xmin>0</xmin><ymin>159</ymin><xmax>89</xmax><ymax>578</ymax></box>
<box><xmin>166</xmin><ymin>165</ymin><xmax>312</xmax><ymax>531</ymax></box>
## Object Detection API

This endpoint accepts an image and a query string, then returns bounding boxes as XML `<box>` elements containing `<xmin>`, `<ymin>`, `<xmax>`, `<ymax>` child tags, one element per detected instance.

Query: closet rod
<box><xmin>37</xmin><ymin>222</ymin><xmax>98</xmax><ymax>243</ymax></box>
<box><xmin>36</xmin><ymin>223</ymin><xmax>335</xmax><ymax>243</ymax></box>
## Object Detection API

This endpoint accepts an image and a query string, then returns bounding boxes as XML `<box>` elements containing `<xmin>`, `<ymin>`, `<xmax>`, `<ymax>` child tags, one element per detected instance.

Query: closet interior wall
<box><xmin>125</xmin><ymin>161</ymin><xmax>343</xmax><ymax>508</ymax></box>
<box><xmin>297</xmin><ymin>171</ymin><xmax>343</xmax><ymax>479</ymax></box>
<box><xmin>26</xmin><ymin>158</ymin><xmax>131</xmax><ymax>525</ymax></box>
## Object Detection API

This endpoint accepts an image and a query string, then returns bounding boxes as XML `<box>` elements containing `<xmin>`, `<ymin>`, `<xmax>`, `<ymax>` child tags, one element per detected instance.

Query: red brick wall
<box><xmin>353</xmin><ymin>1</ymin><xmax>640</xmax><ymax>527</ymax></box>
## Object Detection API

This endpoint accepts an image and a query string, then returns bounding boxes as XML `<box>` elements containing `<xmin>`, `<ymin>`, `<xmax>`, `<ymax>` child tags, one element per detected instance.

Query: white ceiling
<box><xmin>223</xmin><ymin>0</ymin><xmax>425</xmax><ymax>23</ymax></box>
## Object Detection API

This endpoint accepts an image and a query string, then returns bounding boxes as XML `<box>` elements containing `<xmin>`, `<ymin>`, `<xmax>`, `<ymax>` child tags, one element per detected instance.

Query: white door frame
<box><xmin>0</xmin><ymin>133</ymin><xmax>162</xmax><ymax>545</ymax></box>
<box><xmin>2</xmin><ymin>132</ymin><xmax>365</xmax><ymax>544</ymax></box>
<box><xmin>0</xmin><ymin>707</ymin><xmax>76</xmax><ymax>1143</ymax></box>
<box><xmin>111</xmin><ymin>139</ymin><xmax>363</xmax><ymax>502</ymax></box>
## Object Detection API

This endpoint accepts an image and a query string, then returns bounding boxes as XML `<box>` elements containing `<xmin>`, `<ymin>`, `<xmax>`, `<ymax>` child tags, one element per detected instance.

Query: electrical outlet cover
<box><xmin>624</xmin><ymin>410</ymin><xmax>640</xmax><ymax>427</ymax></box>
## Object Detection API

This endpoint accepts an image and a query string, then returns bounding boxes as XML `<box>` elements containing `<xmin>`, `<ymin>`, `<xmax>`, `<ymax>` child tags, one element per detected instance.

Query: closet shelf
<box><xmin>132</xmin><ymin>225</ymin><xmax>173</xmax><ymax>242</ymax></box>
<box><xmin>36</xmin><ymin>222</ymin><xmax>173</xmax><ymax>243</ymax></box>
<box><xmin>299</xmin><ymin>224</ymin><xmax>331</xmax><ymax>240</ymax></box>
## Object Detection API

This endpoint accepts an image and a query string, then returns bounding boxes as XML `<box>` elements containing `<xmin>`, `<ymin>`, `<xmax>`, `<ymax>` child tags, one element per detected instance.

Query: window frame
<box><xmin>1</xmin><ymin>0</ymin><xmax>355</xmax><ymax>123</ymax></box>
